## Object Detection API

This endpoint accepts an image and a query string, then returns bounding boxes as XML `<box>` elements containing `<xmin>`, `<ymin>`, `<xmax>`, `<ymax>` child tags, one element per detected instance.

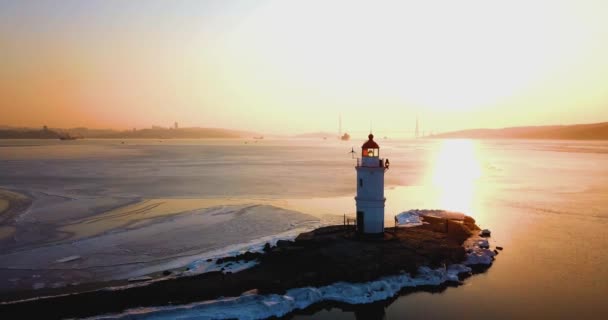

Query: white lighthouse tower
<box><xmin>355</xmin><ymin>134</ymin><xmax>389</xmax><ymax>235</ymax></box>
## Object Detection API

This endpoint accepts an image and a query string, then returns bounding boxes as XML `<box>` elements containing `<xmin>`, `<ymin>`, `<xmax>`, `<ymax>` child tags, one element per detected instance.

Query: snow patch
<box><xmin>55</xmin><ymin>255</ymin><xmax>81</xmax><ymax>263</ymax></box>
<box><xmin>394</xmin><ymin>211</ymin><xmax>423</xmax><ymax>227</ymax></box>
<box><xmin>395</xmin><ymin>209</ymin><xmax>465</xmax><ymax>227</ymax></box>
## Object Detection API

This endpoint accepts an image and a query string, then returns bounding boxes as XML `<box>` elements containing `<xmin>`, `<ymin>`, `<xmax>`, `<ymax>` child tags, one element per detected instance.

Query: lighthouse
<box><xmin>355</xmin><ymin>134</ymin><xmax>389</xmax><ymax>235</ymax></box>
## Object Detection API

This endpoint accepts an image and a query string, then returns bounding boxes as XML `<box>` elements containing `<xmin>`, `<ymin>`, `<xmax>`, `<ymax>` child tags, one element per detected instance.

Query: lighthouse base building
<box><xmin>355</xmin><ymin>134</ymin><xmax>389</xmax><ymax>235</ymax></box>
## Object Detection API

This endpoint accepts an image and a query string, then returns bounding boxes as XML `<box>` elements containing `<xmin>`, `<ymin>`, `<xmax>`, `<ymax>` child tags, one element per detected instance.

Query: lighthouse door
<box><xmin>356</xmin><ymin>211</ymin><xmax>364</xmax><ymax>233</ymax></box>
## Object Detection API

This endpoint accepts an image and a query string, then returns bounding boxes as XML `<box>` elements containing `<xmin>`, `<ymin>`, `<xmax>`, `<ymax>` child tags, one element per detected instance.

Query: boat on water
<box><xmin>340</xmin><ymin>133</ymin><xmax>350</xmax><ymax>141</ymax></box>
<box><xmin>58</xmin><ymin>134</ymin><xmax>79</xmax><ymax>140</ymax></box>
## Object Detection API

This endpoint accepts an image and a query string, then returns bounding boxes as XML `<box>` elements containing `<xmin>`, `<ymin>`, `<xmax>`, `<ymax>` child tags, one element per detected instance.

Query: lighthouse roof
<box><xmin>361</xmin><ymin>134</ymin><xmax>379</xmax><ymax>149</ymax></box>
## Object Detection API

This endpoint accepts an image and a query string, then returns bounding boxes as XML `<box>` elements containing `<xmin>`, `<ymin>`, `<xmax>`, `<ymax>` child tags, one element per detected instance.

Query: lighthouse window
<box><xmin>365</xmin><ymin>148</ymin><xmax>379</xmax><ymax>157</ymax></box>
<box><xmin>359</xmin><ymin>179</ymin><xmax>363</xmax><ymax>187</ymax></box>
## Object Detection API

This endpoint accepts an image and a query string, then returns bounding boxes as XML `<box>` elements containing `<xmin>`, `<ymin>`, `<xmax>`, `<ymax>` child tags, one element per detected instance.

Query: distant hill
<box><xmin>431</xmin><ymin>122</ymin><xmax>608</xmax><ymax>140</ymax></box>
<box><xmin>94</xmin><ymin>127</ymin><xmax>256</xmax><ymax>139</ymax></box>
<box><xmin>0</xmin><ymin>127</ymin><xmax>257</xmax><ymax>139</ymax></box>
<box><xmin>0</xmin><ymin>128</ymin><xmax>61</xmax><ymax>139</ymax></box>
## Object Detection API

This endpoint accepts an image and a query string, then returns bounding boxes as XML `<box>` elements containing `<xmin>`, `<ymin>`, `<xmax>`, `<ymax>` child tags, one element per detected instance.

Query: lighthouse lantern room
<box><xmin>355</xmin><ymin>134</ymin><xmax>389</xmax><ymax>235</ymax></box>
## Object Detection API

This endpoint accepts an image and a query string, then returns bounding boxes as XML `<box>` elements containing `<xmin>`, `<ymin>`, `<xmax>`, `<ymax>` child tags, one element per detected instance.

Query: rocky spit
<box><xmin>0</xmin><ymin>214</ymin><xmax>497</xmax><ymax>319</ymax></box>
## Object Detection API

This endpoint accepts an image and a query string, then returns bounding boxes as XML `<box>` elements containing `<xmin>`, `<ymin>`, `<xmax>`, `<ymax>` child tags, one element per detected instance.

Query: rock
<box><xmin>493</xmin><ymin>249</ymin><xmax>499</xmax><ymax>255</ymax></box>
<box><xmin>241</xmin><ymin>251</ymin><xmax>258</xmax><ymax>261</ymax></box>
<box><xmin>276</xmin><ymin>240</ymin><xmax>292</xmax><ymax>248</ymax></box>
<box><xmin>206</xmin><ymin>258</ymin><xmax>213</xmax><ymax>262</ymax></box>
<box><xmin>496</xmin><ymin>246</ymin><xmax>503</xmax><ymax>251</ymax></box>
<box><xmin>263</xmin><ymin>242</ymin><xmax>271</xmax><ymax>252</ymax></box>
<box><xmin>480</xmin><ymin>229</ymin><xmax>491</xmax><ymax>237</ymax></box>
<box><xmin>162</xmin><ymin>270</ymin><xmax>171</xmax><ymax>276</ymax></box>
<box><xmin>303</xmin><ymin>272</ymin><xmax>317</xmax><ymax>280</ymax></box>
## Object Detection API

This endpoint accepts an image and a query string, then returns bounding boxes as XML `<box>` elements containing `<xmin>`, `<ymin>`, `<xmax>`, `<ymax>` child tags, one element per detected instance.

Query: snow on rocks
<box><xmin>89</xmin><ymin>265</ymin><xmax>474</xmax><ymax>320</ymax></box>
<box><xmin>394</xmin><ymin>210</ymin><xmax>423</xmax><ymax>227</ymax></box>
<box><xmin>447</xmin><ymin>264</ymin><xmax>472</xmax><ymax>283</ymax></box>
<box><xmin>478</xmin><ymin>239</ymin><xmax>490</xmax><ymax>249</ymax></box>
<box><xmin>465</xmin><ymin>249</ymin><xmax>495</xmax><ymax>266</ymax></box>
<box><xmin>184</xmin><ymin>259</ymin><xmax>259</xmax><ymax>276</ymax></box>
<box><xmin>464</xmin><ymin>236</ymin><xmax>495</xmax><ymax>266</ymax></box>
<box><xmin>395</xmin><ymin>209</ymin><xmax>467</xmax><ymax>227</ymax></box>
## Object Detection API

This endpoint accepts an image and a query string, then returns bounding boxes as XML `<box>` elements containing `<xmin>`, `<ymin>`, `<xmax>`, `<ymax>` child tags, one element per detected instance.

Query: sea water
<box><xmin>0</xmin><ymin>138</ymin><xmax>607</xmax><ymax>319</ymax></box>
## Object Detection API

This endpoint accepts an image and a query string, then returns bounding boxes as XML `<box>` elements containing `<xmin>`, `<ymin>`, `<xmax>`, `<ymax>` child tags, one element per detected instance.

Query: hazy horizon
<box><xmin>2</xmin><ymin>120</ymin><xmax>608</xmax><ymax>136</ymax></box>
<box><xmin>2</xmin><ymin>0</ymin><xmax>608</xmax><ymax>134</ymax></box>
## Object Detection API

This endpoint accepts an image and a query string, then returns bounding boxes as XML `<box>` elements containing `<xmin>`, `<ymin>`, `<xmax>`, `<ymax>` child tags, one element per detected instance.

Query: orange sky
<box><xmin>1</xmin><ymin>0</ymin><xmax>608</xmax><ymax>134</ymax></box>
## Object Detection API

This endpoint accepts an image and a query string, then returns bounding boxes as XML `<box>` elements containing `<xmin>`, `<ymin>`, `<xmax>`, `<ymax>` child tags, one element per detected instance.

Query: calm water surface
<box><xmin>0</xmin><ymin>138</ymin><xmax>607</xmax><ymax>319</ymax></box>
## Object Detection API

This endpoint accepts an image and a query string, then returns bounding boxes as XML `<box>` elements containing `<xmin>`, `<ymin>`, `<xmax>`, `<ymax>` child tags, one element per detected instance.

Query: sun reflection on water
<box><xmin>430</xmin><ymin>139</ymin><xmax>482</xmax><ymax>217</ymax></box>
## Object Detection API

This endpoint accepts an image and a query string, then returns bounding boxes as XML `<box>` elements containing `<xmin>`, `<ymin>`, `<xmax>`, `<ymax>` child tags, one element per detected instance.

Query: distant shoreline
<box><xmin>430</xmin><ymin>122</ymin><xmax>608</xmax><ymax>140</ymax></box>
<box><xmin>0</xmin><ymin>127</ymin><xmax>257</xmax><ymax>140</ymax></box>
<box><xmin>0</xmin><ymin>136</ymin><xmax>250</xmax><ymax>140</ymax></box>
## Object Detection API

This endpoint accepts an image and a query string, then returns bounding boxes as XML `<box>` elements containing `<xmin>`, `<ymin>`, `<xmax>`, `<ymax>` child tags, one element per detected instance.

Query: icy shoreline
<box><xmin>91</xmin><ymin>265</ymin><xmax>475</xmax><ymax>320</ymax></box>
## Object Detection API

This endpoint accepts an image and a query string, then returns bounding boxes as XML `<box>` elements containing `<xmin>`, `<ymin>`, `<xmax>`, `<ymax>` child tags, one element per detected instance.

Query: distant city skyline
<box><xmin>2</xmin><ymin>0</ymin><xmax>608</xmax><ymax>134</ymax></box>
